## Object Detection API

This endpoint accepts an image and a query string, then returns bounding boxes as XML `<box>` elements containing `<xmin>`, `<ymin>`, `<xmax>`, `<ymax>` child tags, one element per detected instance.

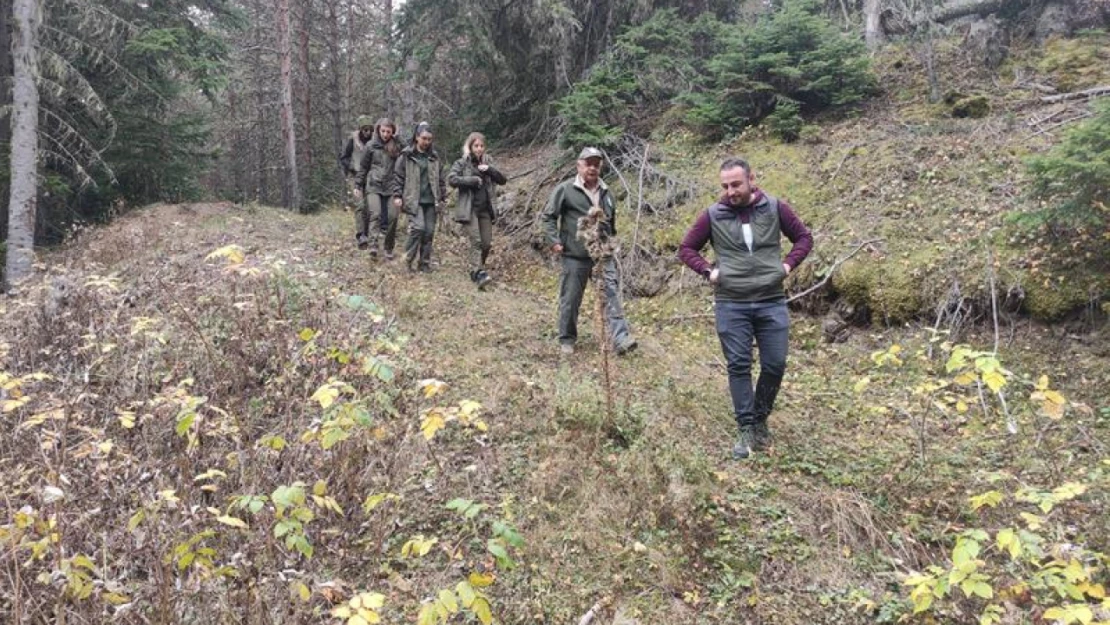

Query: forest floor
<box><xmin>1</xmin><ymin>196</ymin><xmax>1107</xmax><ymax>624</ymax></box>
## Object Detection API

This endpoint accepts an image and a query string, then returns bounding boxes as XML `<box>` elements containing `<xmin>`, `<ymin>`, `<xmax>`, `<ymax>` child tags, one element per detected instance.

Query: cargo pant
<box><xmin>557</xmin><ymin>256</ymin><xmax>631</xmax><ymax>349</ymax></box>
<box><xmin>404</xmin><ymin>203</ymin><xmax>437</xmax><ymax>268</ymax></box>
<box><xmin>467</xmin><ymin>207</ymin><xmax>494</xmax><ymax>272</ymax></box>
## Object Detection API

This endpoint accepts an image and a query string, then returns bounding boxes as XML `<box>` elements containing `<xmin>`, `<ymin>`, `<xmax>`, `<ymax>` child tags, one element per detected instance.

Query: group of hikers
<box><xmin>339</xmin><ymin>118</ymin><xmax>813</xmax><ymax>461</ymax></box>
<box><xmin>339</xmin><ymin>117</ymin><xmax>504</xmax><ymax>288</ymax></box>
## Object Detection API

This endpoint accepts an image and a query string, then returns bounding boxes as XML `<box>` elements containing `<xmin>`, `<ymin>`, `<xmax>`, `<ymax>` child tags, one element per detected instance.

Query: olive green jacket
<box><xmin>448</xmin><ymin>156</ymin><xmax>507</xmax><ymax>223</ymax></box>
<box><xmin>356</xmin><ymin>136</ymin><xmax>400</xmax><ymax>194</ymax></box>
<box><xmin>391</xmin><ymin>146</ymin><xmax>447</xmax><ymax>215</ymax></box>
<box><xmin>541</xmin><ymin>177</ymin><xmax>616</xmax><ymax>261</ymax></box>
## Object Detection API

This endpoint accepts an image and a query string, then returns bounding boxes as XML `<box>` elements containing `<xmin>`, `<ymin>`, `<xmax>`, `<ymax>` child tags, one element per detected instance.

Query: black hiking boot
<box><xmin>356</xmin><ymin>233</ymin><xmax>369</xmax><ymax>250</ymax></box>
<box><xmin>732</xmin><ymin>427</ymin><xmax>757</xmax><ymax>460</ymax></box>
<box><xmin>475</xmin><ymin>270</ymin><xmax>492</xmax><ymax>290</ymax></box>
<box><xmin>753</xmin><ymin>420</ymin><xmax>772</xmax><ymax>451</ymax></box>
<box><xmin>754</xmin><ymin>419</ymin><xmax>772</xmax><ymax>450</ymax></box>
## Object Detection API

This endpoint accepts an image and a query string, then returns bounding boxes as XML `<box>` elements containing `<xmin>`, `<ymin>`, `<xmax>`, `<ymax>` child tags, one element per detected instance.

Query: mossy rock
<box><xmin>833</xmin><ymin>258</ymin><xmax>924</xmax><ymax>325</ymax></box>
<box><xmin>1021</xmin><ymin>276</ymin><xmax>1091</xmax><ymax>321</ymax></box>
<box><xmin>950</xmin><ymin>95</ymin><xmax>990</xmax><ymax>119</ymax></box>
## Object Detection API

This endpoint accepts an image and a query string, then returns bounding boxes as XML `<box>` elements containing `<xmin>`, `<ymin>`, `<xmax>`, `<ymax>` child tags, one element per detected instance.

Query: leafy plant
<box><xmin>1025</xmin><ymin>100</ymin><xmax>1110</xmax><ymax>228</ymax></box>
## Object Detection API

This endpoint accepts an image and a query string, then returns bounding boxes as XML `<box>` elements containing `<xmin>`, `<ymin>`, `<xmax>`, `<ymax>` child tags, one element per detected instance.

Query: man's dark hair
<box><xmin>720</xmin><ymin>158</ymin><xmax>751</xmax><ymax>176</ymax></box>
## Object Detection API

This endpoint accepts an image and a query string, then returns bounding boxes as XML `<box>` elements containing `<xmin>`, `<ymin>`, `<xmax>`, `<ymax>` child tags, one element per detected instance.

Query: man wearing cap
<box><xmin>339</xmin><ymin>116</ymin><xmax>376</xmax><ymax>247</ymax></box>
<box><xmin>542</xmin><ymin>147</ymin><xmax>637</xmax><ymax>356</ymax></box>
<box><xmin>678</xmin><ymin>157</ymin><xmax>813</xmax><ymax>460</ymax></box>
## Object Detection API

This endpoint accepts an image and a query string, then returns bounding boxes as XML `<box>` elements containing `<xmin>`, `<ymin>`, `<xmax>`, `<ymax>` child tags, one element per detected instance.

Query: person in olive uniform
<box><xmin>541</xmin><ymin>147</ymin><xmax>637</xmax><ymax>356</ymax></box>
<box><xmin>354</xmin><ymin>118</ymin><xmax>402</xmax><ymax>258</ymax></box>
<box><xmin>339</xmin><ymin>116</ymin><xmax>375</xmax><ymax>243</ymax></box>
<box><xmin>391</xmin><ymin>122</ymin><xmax>447</xmax><ymax>272</ymax></box>
<box><xmin>448</xmin><ymin>132</ymin><xmax>507</xmax><ymax>289</ymax></box>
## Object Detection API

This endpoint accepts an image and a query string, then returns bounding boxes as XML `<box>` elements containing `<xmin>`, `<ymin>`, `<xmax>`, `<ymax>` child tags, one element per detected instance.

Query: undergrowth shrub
<box><xmin>1023</xmin><ymin>99</ymin><xmax>1110</xmax><ymax>229</ymax></box>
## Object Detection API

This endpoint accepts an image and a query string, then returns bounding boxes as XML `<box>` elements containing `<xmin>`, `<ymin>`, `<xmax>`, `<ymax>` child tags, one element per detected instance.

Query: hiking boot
<box><xmin>385</xmin><ymin>250</ymin><xmax>395</xmax><ymax>261</ymax></box>
<box><xmin>560</xmin><ymin>343</ymin><xmax>575</xmax><ymax>356</ymax></box>
<box><xmin>732</xmin><ymin>427</ymin><xmax>757</xmax><ymax>460</ymax></box>
<box><xmin>370</xmin><ymin>244</ymin><xmax>380</xmax><ymax>259</ymax></box>
<box><xmin>418</xmin><ymin>262</ymin><xmax>432</xmax><ymax>273</ymax></box>
<box><xmin>615</xmin><ymin>337</ymin><xmax>638</xmax><ymax>355</ymax></box>
<box><xmin>753</xmin><ymin>420</ymin><xmax>772</xmax><ymax>451</ymax></box>
<box><xmin>356</xmin><ymin>233</ymin><xmax>369</xmax><ymax>250</ymax></box>
<box><xmin>475</xmin><ymin>270</ymin><xmax>493</xmax><ymax>290</ymax></box>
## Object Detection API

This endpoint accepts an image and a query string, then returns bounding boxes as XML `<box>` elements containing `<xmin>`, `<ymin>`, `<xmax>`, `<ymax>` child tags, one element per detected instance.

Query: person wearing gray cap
<box><xmin>541</xmin><ymin>147</ymin><xmax>637</xmax><ymax>356</ymax></box>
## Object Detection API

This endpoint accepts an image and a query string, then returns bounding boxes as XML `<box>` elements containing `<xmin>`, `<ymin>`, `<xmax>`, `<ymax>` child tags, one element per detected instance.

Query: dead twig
<box><xmin>1040</xmin><ymin>85</ymin><xmax>1110</xmax><ymax>103</ymax></box>
<box><xmin>578</xmin><ymin>598</ymin><xmax>608</xmax><ymax>625</ymax></box>
<box><xmin>786</xmin><ymin>238</ymin><xmax>884</xmax><ymax>304</ymax></box>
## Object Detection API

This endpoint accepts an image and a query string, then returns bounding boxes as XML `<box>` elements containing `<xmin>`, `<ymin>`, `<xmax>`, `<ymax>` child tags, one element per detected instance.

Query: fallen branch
<box><xmin>1041</xmin><ymin>85</ymin><xmax>1110</xmax><ymax>103</ymax></box>
<box><xmin>786</xmin><ymin>238</ymin><xmax>884</xmax><ymax>304</ymax></box>
<box><xmin>1031</xmin><ymin>112</ymin><xmax>1093</xmax><ymax>137</ymax></box>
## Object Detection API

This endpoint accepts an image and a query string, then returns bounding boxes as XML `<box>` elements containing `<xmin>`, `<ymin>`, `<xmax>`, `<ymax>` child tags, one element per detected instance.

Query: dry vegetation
<box><xmin>1</xmin><ymin>36</ymin><xmax>1109</xmax><ymax>625</ymax></box>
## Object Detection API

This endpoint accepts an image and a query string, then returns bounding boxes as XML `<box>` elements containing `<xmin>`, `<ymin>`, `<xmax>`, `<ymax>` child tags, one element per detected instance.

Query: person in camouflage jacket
<box><xmin>355</xmin><ymin>118</ymin><xmax>402</xmax><ymax>258</ymax></box>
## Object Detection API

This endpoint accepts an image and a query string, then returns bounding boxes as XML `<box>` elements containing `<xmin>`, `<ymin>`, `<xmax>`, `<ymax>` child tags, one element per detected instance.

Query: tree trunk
<box><xmin>276</xmin><ymin>0</ymin><xmax>301</xmax><ymax>211</ymax></box>
<box><xmin>5</xmin><ymin>0</ymin><xmax>41</xmax><ymax>289</ymax></box>
<box><xmin>864</xmin><ymin>0</ymin><xmax>885</xmax><ymax>48</ymax></box>
<box><xmin>401</xmin><ymin>54</ymin><xmax>417</xmax><ymax>135</ymax></box>
<box><xmin>1</xmin><ymin>0</ymin><xmax>14</xmax><ymax>244</ymax></box>
<box><xmin>298</xmin><ymin>0</ymin><xmax>312</xmax><ymax>176</ymax></box>
<box><xmin>382</xmin><ymin>0</ymin><xmax>393</xmax><ymax>114</ymax></box>
<box><xmin>325</xmin><ymin>0</ymin><xmax>343</xmax><ymax>185</ymax></box>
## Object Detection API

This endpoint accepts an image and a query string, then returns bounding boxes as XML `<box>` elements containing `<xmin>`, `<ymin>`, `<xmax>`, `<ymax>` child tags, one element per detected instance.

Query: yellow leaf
<box><xmin>419</xmin><ymin>379</ymin><xmax>448</xmax><ymax>398</ymax></box>
<box><xmin>311</xmin><ymin>385</ymin><xmax>340</xmax><ymax>410</ymax></box>
<box><xmin>1035</xmin><ymin>375</ymin><xmax>1049</xmax><ymax>391</ymax></box>
<box><xmin>332</xmin><ymin>606</ymin><xmax>352</xmax><ymax>619</ymax></box>
<box><xmin>1043</xmin><ymin>390</ymin><xmax>1066</xmax><ymax>405</ymax></box>
<box><xmin>956</xmin><ymin>400</ymin><xmax>969</xmax><ymax>413</ymax></box>
<box><xmin>439</xmin><ymin>589</ymin><xmax>459</xmax><ymax>613</ymax></box>
<box><xmin>472</xmin><ymin>597</ymin><xmax>493</xmax><ymax>625</ymax></box>
<box><xmin>291</xmin><ymin>581</ymin><xmax>311</xmax><ymax>602</ymax></box>
<box><xmin>421</xmin><ymin>413</ymin><xmax>446</xmax><ymax>441</ymax></box>
<box><xmin>216</xmin><ymin>516</ymin><xmax>248</xmax><ymax>529</ymax></box>
<box><xmin>474</xmin><ymin>419</ymin><xmax>489</xmax><ymax>432</ymax></box>
<box><xmin>853</xmin><ymin>377</ymin><xmax>870</xmax><ymax>394</ymax></box>
<box><xmin>459</xmin><ymin>400</ymin><xmax>482</xmax><ymax>416</ymax></box>
<box><xmin>205</xmin><ymin>244</ymin><xmax>246</xmax><ymax>265</ymax></box>
<box><xmin>982</xmin><ymin>370</ymin><xmax>1006</xmax><ymax>393</ymax></box>
<box><xmin>954</xmin><ymin>372</ymin><xmax>978</xmax><ymax>386</ymax></box>
<box><xmin>102</xmin><ymin>591</ymin><xmax>130</xmax><ymax>605</ymax></box>
<box><xmin>348</xmin><ymin>614</ymin><xmax>370</xmax><ymax>625</ymax></box>
<box><xmin>313</xmin><ymin>480</ymin><xmax>327</xmax><ymax>497</ymax></box>
<box><xmin>468</xmin><ymin>571</ymin><xmax>495</xmax><ymax>588</ymax></box>
<box><xmin>116</xmin><ymin>409</ymin><xmax>137</xmax><ymax>429</ymax></box>
<box><xmin>298</xmin><ymin>327</ymin><xmax>316</xmax><ymax>341</ymax></box>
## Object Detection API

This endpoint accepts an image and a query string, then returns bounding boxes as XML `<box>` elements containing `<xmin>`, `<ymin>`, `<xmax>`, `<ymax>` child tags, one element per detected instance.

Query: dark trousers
<box><xmin>404</xmin><ymin>203</ymin><xmax>436</xmax><ymax>267</ymax></box>
<box><xmin>714</xmin><ymin>300</ymin><xmax>790</xmax><ymax>429</ymax></box>
<box><xmin>557</xmin><ymin>256</ymin><xmax>631</xmax><ymax>348</ymax></box>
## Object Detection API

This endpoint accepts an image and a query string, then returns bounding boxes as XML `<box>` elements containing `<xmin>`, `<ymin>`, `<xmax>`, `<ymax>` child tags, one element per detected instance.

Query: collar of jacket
<box><xmin>573</xmin><ymin>175</ymin><xmax>608</xmax><ymax>195</ymax></box>
<box><xmin>404</xmin><ymin>146</ymin><xmax>438</xmax><ymax>161</ymax></box>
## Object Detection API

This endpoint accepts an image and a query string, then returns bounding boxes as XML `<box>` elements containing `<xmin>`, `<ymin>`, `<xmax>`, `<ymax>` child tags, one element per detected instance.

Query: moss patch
<box><xmin>1021</xmin><ymin>275</ymin><xmax>1095</xmax><ymax>321</ymax></box>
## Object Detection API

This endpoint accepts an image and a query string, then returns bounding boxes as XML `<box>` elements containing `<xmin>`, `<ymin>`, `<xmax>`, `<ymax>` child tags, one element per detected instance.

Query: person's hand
<box><xmin>392</xmin><ymin>197</ymin><xmax>402</xmax><ymax>209</ymax></box>
<box><xmin>708</xmin><ymin>268</ymin><xmax>720</xmax><ymax>285</ymax></box>
<box><xmin>552</xmin><ymin>243</ymin><xmax>564</xmax><ymax>256</ymax></box>
<box><xmin>783</xmin><ymin>263</ymin><xmax>792</xmax><ymax>275</ymax></box>
<box><xmin>477</xmin><ymin>164</ymin><xmax>490</xmax><ymax>173</ymax></box>
<box><xmin>353</xmin><ymin>188</ymin><xmax>363</xmax><ymax>200</ymax></box>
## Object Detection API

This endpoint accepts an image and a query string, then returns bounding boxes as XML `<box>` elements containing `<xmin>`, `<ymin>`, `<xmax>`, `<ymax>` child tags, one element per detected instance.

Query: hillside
<box><xmin>2</xmin><ymin>36</ymin><xmax>1110</xmax><ymax>625</ymax></box>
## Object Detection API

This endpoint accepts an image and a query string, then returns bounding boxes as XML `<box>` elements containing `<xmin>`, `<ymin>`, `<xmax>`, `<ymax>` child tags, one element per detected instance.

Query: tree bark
<box><xmin>401</xmin><ymin>54</ymin><xmax>417</xmax><ymax>134</ymax></box>
<box><xmin>864</xmin><ymin>0</ymin><xmax>885</xmax><ymax>48</ymax></box>
<box><xmin>382</xmin><ymin>0</ymin><xmax>393</xmax><ymax>114</ymax></box>
<box><xmin>1</xmin><ymin>0</ymin><xmax>14</xmax><ymax>244</ymax></box>
<box><xmin>276</xmin><ymin>0</ymin><xmax>301</xmax><ymax>210</ymax></box>
<box><xmin>5</xmin><ymin>0</ymin><xmax>41</xmax><ymax>289</ymax></box>
<box><xmin>298</xmin><ymin>0</ymin><xmax>313</xmax><ymax>176</ymax></box>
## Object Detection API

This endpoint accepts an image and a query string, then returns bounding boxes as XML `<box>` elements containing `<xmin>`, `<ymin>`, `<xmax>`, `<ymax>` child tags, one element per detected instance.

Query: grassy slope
<box><xmin>1</xmin><ymin>36</ymin><xmax>1108</xmax><ymax>625</ymax></box>
<box><xmin>1</xmin><ymin>195</ymin><xmax>1106</xmax><ymax>624</ymax></box>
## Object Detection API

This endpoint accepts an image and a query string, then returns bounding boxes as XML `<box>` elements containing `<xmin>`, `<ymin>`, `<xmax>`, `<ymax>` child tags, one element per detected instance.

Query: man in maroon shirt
<box><xmin>678</xmin><ymin>158</ymin><xmax>813</xmax><ymax>459</ymax></box>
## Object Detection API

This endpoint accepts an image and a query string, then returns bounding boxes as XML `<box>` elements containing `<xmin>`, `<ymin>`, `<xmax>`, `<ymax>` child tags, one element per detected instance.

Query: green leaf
<box><xmin>175</xmin><ymin>412</ymin><xmax>195</xmax><ymax>436</ymax></box>
<box><xmin>456</xmin><ymin>581</ymin><xmax>477</xmax><ymax>607</ymax></box>
<box><xmin>438</xmin><ymin>589</ymin><xmax>458</xmax><ymax>613</ymax></box>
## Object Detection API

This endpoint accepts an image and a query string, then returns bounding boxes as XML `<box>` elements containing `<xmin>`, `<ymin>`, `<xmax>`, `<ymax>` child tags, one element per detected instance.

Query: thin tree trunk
<box><xmin>253</xmin><ymin>11</ymin><xmax>268</xmax><ymax>202</ymax></box>
<box><xmin>1</xmin><ymin>0</ymin><xmax>14</xmax><ymax>243</ymax></box>
<box><xmin>325</xmin><ymin>0</ymin><xmax>344</xmax><ymax>186</ymax></box>
<box><xmin>382</xmin><ymin>0</ymin><xmax>393</xmax><ymax>114</ymax></box>
<box><xmin>5</xmin><ymin>0</ymin><xmax>41</xmax><ymax>289</ymax></box>
<box><xmin>276</xmin><ymin>0</ymin><xmax>301</xmax><ymax>210</ymax></box>
<box><xmin>401</xmin><ymin>54</ymin><xmax>417</xmax><ymax>134</ymax></box>
<box><xmin>299</xmin><ymin>0</ymin><xmax>312</xmax><ymax>176</ymax></box>
<box><xmin>864</xmin><ymin>0</ymin><xmax>885</xmax><ymax>48</ymax></box>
